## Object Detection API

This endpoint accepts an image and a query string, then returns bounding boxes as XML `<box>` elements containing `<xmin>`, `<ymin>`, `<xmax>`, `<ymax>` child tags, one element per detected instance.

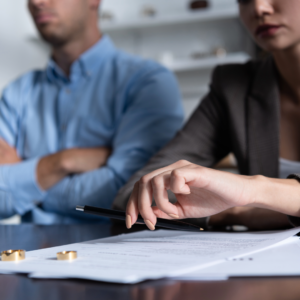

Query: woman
<box><xmin>116</xmin><ymin>0</ymin><xmax>300</xmax><ymax>230</ymax></box>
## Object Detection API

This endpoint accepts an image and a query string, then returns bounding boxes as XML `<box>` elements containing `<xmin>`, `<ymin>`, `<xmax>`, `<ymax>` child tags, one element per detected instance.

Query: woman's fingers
<box><xmin>169</xmin><ymin>165</ymin><xmax>207</xmax><ymax>193</ymax></box>
<box><xmin>138</xmin><ymin>174</ymin><xmax>157</xmax><ymax>230</ymax></box>
<box><xmin>152</xmin><ymin>206</ymin><xmax>174</xmax><ymax>219</ymax></box>
<box><xmin>169</xmin><ymin>169</ymin><xmax>192</xmax><ymax>195</ymax></box>
<box><xmin>126</xmin><ymin>160</ymin><xmax>193</xmax><ymax>230</ymax></box>
<box><xmin>126</xmin><ymin>182</ymin><xmax>140</xmax><ymax>229</ymax></box>
<box><xmin>135</xmin><ymin>161</ymin><xmax>191</xmax><ymax>230</ymax></box>
<box><xmin>151</xmin><ymin>166</ymin><xmax>201</xmax><ymax>220</ymax></box>
<box><xmin>151</xmin><ymin>171</ymin><xmax>179</xmax><ymax>219</ymax></box>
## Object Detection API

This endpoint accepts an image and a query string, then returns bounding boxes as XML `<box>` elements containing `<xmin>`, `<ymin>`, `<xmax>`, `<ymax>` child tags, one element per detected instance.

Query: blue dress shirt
<box><xmin>0</xmin><ymin>36</ymin><xmax>184</xmax><ymax>224</ymax></box>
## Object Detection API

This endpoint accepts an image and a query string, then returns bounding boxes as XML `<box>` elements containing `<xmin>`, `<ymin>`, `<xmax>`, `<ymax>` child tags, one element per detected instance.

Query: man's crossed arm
<box><xmin>0</xmin><ymin>139</ymin><xmax>21</xmax><ymax>165</ymax></box>
<box><xmin>0</xmin><ymin>139</ymin><xmax>111</xmax><ymax>191</ymax></box>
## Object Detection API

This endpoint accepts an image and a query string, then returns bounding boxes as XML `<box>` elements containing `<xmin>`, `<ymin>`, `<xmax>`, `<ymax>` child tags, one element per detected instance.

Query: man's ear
<box><xmin>89</xmin><ymin>0</ymin><xmax>101</xmax><ymax>10</ymax></box>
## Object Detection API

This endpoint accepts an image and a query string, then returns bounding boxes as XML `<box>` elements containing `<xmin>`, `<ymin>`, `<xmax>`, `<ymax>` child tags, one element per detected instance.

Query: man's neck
<box><xmin>52</xmin><ymin>29</ymin><xmax>102</xmax><ymax>77</ymax></box>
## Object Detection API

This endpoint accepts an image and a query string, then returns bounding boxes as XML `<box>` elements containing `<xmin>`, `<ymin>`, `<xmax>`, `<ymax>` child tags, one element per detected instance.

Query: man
<box><xmin>0</xmin><ymin>0</ymin><xmax>184</xmax><ymax>224</ymax></box>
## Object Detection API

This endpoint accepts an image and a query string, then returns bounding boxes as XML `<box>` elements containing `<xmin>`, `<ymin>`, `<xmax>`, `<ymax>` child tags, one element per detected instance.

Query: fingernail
<box><xmin>144</xmin><ymin>220</ymin><xmax>155</xmax><ymax>231</ymax></box>
<box><xmin>169</xmin><ymin>214</ymin><xmax>179</xmax><ymax>219</ymax></box>
<box><xmin>126</xmin><ymin>215</ymin><xmax>132</xmax><ymax>229</ymax></box>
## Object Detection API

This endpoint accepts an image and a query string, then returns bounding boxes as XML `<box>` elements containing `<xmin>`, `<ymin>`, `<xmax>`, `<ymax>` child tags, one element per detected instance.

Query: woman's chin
<box><xmin>257</xmin><ymin>39</ymin><xmax>300</xmax><ymax>54</ymax></box>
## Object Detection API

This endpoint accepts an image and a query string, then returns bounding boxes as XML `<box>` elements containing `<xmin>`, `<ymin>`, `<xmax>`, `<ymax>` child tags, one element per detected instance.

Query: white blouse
<box><xmin>279</xmin><ymin>158</ymin><xmax>300</xmax><ymax>179</ymax></box>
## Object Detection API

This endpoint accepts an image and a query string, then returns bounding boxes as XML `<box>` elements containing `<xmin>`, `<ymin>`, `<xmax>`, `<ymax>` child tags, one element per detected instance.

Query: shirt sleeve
<box><xmin>0</xmin><ymin>84</ymin><xmax>46</xmax><ymax>219</ymax></box>
<box><xmin>40</xmin><ymin>68</ymin><xmax>184</xmax><ymax>219</ymax></box>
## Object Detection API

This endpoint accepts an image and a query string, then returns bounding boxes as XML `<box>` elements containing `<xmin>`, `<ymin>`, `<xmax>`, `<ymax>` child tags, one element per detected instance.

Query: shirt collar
<box><xmin>46</xmin><ymin>35</ymin><xmax>116</xmax><ymax>85</ymax></box>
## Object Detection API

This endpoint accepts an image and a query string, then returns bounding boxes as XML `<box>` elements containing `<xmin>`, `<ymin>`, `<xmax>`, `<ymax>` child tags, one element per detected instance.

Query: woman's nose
<box><xmin>252</xmin><ymin>0</ymin><xmax>274</xmax><ymax>18</ymax></box>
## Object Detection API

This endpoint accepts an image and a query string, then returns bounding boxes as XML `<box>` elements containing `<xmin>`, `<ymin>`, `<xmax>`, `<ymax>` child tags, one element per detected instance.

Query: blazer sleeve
<box><xmin>113</xmin><ymin>66</ymin><xmax>232</xmax><ymax>226</ymax></box>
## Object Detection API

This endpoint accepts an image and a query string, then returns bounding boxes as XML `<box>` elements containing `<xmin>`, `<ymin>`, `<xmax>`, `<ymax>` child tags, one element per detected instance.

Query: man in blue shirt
<box><xmin>0</xmin><ymin>0</ymin><xmax>184</xmax><ymax>224</ymax></box>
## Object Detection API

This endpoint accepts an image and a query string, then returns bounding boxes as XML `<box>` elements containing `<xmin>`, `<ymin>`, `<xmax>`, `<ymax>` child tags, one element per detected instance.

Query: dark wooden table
<box><xmin>1</xmin><ymin>224</ymin><xmax>300</xmax><ymax>300</ymax></box>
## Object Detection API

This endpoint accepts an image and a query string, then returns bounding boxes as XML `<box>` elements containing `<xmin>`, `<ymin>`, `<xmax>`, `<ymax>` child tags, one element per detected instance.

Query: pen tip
<box><xmin>76</xmin><ymin>206</ymin><xmax>84</xmax><ymax>212</ymax></box>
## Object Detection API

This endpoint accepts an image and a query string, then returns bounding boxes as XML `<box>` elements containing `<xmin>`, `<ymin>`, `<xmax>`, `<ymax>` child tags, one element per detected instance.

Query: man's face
<box><xmin>28</xmin><ymin>0</ymin><xmax>90</xmax><ymax>47</ymax></box>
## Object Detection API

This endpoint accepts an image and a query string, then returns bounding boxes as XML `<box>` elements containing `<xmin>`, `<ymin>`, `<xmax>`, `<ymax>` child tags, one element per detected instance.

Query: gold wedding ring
<box><xmin>57</xmin><ymin>251</ymin><xmax>77</xmax><ymax>261</ymax></box>
<box><xmin>1</xmin><ymin>250</ymin><xmax>26</xmax><ymax>262</ymax></box>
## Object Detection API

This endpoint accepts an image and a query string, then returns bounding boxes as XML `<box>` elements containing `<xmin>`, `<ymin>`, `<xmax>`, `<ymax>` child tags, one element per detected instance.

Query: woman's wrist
<box><xmin>245</xmin><ymin>175</ymin><xmax>270</xmax><ymax>208</ymax></box>
<box><xmin>247</xmin><ymin>175</ymin><xmax>300</xmax><ymax>217</ymax></box>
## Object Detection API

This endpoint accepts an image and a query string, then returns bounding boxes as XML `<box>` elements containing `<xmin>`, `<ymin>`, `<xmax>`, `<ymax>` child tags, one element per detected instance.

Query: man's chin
<box><xmin>38</xmin><ymin>31</ymin><xmax>66</xmax><ymax>47</ymax></box>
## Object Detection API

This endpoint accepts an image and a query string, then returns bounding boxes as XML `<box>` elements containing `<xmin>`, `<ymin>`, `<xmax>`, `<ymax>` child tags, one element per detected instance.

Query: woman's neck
<box><xmin>273</xmin><ymin>44</ymin><xmax>300</xmax><ymax>100</ymax></box>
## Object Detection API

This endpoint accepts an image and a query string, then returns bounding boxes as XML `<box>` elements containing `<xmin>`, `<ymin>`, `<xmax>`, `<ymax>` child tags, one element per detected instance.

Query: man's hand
<box><xmin>37</xmin><ymin>147</ymin><xmax>111</xmax><ymax>190</ymax></box>
<box><xmin>0</xmin><ymin>139</ymin><xmax>21</xmax><ymax>165</ymax></box>
<box><xmin>59</xmin><ymin>147</ymin><xmax>111</xmax><ymax>174</ymax></box>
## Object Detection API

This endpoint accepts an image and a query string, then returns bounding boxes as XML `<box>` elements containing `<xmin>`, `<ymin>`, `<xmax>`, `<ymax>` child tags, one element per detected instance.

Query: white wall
<box><xmin>101</xmin><ymin>0</ymin><xmax>237</xmax><ymax>21</ymax></box>
<box><xmin>101</xmin><ymin>0</ymin><xmax>254</xmax><ymax>119</ymax></box>
<box><xmin>0</xmin><ymin>0</ymin><xmax>49</xmax><ymax>93</ymax></box>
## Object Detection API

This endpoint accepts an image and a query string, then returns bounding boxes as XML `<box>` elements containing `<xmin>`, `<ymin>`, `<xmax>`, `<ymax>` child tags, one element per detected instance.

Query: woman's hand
<box><xmin>125</xmin><ymin>160</ymin><xmax>256</xmax><ymax>230</ymax></box>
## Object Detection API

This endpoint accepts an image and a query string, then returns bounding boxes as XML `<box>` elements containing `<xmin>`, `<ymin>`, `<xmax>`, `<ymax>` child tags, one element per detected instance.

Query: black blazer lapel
<box><xmin>247</xmin><ymin>57</ymin><xmax>280</xmax><ymax>177</ymax></box>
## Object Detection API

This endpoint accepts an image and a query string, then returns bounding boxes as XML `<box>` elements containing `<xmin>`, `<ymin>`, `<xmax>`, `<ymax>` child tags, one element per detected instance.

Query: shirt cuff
<box><xmin>0</xmin><ymin>158</ymin><xmax>47</xmax><ymax>215</ymax></box>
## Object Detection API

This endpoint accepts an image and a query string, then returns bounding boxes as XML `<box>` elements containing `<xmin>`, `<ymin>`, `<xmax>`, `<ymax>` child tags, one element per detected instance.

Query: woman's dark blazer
<box><xmin>113</xmin><ymin>57</ymin><xmax>285</xmax><ymax>227</ymax></box>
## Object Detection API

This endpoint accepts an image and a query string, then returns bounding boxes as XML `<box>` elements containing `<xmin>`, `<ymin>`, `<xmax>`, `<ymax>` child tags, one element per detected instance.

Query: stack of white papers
<box><xmin>176</xmin><ymin>235</ymin><xmax>300</xmax><ymax>281</ymax></box>
<box><xmin>0</xmin><ymin>228</ymin><xmax>299</xmax><ymax>284</ymax></box>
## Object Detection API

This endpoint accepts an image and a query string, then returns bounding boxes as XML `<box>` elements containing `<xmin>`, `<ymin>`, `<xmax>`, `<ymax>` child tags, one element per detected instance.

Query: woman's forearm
<box><xmin>248</xmin><ymin>176</ymin><xmax>300</xmax><ymax>217</ymax></box>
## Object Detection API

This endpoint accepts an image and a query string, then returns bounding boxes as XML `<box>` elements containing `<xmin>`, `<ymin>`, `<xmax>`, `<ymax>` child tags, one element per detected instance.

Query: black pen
<box><xmin>76</xmin><ymin>205</ymin><xmax>204</xmax><ymax>232</ymax></box>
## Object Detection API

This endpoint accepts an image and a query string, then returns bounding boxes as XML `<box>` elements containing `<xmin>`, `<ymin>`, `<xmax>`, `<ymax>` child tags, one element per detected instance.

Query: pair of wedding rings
<box><xmin>1</xmin><ymin>250</ymin><xmax>77</xmax><ymax>262</ymax></box>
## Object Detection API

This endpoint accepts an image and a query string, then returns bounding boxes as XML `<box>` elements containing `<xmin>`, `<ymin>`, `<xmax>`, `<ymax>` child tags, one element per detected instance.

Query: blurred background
<box><xmin>0</xmin><ymin>0</ymin><xmax>254</xmax><ymax>223</ymax></box>
<box><xmin>0</xmin><ymin>0</ymin><xmax>254</xmax><ymax>120</ymax></box>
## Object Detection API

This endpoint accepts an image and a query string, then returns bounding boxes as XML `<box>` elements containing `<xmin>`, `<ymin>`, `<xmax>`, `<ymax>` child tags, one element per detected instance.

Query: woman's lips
<box><xmin>255</xmin><ymin>24</ymin><xmax>282</xmax><ymax>37</ymax></box>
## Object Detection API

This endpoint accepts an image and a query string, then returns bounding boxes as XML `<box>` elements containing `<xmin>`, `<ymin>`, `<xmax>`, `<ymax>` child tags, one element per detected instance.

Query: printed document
<box><xmin>0</xmin><ymin>228</ymin><xmax>298</xmax><ymax>283</ymax></box>
<box><xmin>176</xmin><ymin>235</ymin><xmax>300</xmax><ymax>280</ymax></box>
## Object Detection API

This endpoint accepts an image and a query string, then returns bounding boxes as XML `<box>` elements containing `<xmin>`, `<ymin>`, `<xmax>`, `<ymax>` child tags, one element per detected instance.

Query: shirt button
<box><xmin>65</xmin><ymin>89</ymin><xmax>71</xmax><ymax>94</ymax></box>
<box><xmin>61</xmin><ymin>125</ymin><xmax>67</xmax><ymax>131</ymax></box>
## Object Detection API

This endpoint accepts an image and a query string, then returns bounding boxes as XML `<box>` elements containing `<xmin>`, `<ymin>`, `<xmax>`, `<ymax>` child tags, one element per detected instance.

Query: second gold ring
<box><xmin>57</xmin><ymin>251</ymin><xmax>77</xmax><ymax>261</ymax></box>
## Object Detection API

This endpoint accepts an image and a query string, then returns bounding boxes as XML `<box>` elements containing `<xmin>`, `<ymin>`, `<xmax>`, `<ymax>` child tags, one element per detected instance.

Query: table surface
<box><xmin>1</xmin><ymin>224</ymin><xmax>300</xmax><ymax>300</ymax></box>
